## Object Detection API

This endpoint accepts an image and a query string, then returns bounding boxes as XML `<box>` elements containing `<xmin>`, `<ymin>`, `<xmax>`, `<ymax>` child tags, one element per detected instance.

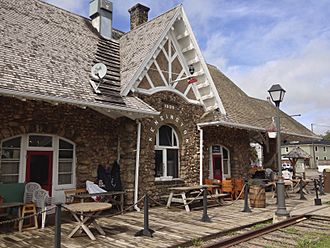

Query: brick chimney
<box><xmin>128</xmin><ymin>3</ymin><xmax>150</xmax><ymax>30</ymax></box>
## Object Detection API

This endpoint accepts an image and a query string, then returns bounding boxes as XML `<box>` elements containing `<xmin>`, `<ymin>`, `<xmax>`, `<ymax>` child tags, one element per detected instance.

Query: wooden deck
<box><xmin>1</xmin><ymin>192</ymin><xmax>330</xmax><ymax>248</ymax></box>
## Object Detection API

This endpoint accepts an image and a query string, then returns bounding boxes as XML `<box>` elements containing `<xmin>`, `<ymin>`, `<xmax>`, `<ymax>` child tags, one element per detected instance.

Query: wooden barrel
<box><xmin>249</xmin><ymin>185</ymin><xmax>266</xmax><ymax>208</ymax></box>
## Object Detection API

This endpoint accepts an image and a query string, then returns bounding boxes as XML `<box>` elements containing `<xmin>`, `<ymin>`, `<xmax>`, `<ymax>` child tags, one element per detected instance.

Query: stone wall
<box><xmin>203</xmin><ymin>126</ymin><xmax>251</xmax><ymax>179</ymax></box>
<box><xmin>136</xmin><ymin>92</ymin><xmax>252</xmax><ymax>200</ymax></box>
<box><xmin>0</xmin><ymin>96</ymin><xmax>134</xmax><ymax>191</ymax></box>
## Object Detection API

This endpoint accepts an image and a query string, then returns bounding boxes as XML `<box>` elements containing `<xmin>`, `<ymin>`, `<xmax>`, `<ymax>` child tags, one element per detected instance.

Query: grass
<box><xmin>250</xmin><ymin>220</ymin><xmax>272</xmax><ymax>230</ymax></box>
<box><xmin>282</xmin><ymin>227</ymin><xmax>299</xmax><ymax>235</ymax></box>
<box><xmin>192</xmin><ymin>238</ymin><xmax>203</xmax><ymax>247</ymax></box>
<box><xmin>295</xmin><ymin>232</ymin><xmax>329</xmax><ymax>248</ymax></box>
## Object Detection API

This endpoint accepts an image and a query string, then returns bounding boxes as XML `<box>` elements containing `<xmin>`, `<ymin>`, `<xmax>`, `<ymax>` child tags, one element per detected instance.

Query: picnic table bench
<box><xmin>166</xmin><ymin>185</ymin><xmax>228</xmax><ymax>212</ymax></box>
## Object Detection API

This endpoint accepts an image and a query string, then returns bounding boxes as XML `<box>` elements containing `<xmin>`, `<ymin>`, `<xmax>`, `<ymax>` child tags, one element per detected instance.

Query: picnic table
<box><xmin>0</xmin><ymin>202</ymin><xmax>24</xmax><ymax>232</ymax></box>
<box><xmin>166</xmin><ymin>185</ymin><xmax>227</xmax><ymax>212</ymax></box>
<box><xmin>65</xmin><ymin>202</ymin><xmax>112</xmax><ymax>240</ymax></box>
<box><xmin>73</xmin><ymin>191</ymin><xmax>125</xmax><ymax>212</ymax></box>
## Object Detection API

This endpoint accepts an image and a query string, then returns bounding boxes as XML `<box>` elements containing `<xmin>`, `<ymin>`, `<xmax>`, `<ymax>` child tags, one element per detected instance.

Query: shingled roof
<box><xmin>0</xmin><ymin>0</ymin><xmax>157</xmax><ymax>117</ymax></box>
<box><xmin>203</xmin><ymin>65</ymin><xmax>317</xmax><ymax>139</ymax></box>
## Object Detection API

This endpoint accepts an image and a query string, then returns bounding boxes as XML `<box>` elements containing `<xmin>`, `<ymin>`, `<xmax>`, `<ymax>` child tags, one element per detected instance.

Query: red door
<box><xmin>26</xmin><ymin>151</ymin><xmax>53</xmax><ymax>195</ymax></box>
<box><xmin>213</xmin><ymin>154</ymin><xmax>222</xmax><ymax>180</ymax></box>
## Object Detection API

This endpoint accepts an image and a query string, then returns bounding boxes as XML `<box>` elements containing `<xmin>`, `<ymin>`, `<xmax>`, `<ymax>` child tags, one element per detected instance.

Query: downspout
<box><xmin>197</xmin><ymin>125</ymin><xmax>203</xmax><ymax>185</ymax></box>
<box><xmin>134</xmin><ymin>121</ymin><xmax>142</xmax><ymax>211</ymax></box>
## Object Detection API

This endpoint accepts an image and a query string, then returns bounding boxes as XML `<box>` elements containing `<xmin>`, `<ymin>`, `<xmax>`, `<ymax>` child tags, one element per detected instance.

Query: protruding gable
<box><xmin>121</xmin><ymin>6</ymin><xmax>226</xmax><ymax>114</ymax></box>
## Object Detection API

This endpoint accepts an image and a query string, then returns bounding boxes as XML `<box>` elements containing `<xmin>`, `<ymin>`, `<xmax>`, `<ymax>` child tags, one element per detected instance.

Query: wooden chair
<box><xmin>64</xmin><ymin>188</ymin><xmax>87</xmax><ymax>204</ymax></box>
<box><xmin>221</xmin><ymin>179</ymin><xmax>234</xmax><ymax>200</ymax></box>
<box><xmin>233</xmin><ymin>178</ymin><xmax>244</xmax><ymax>199</ymax></box>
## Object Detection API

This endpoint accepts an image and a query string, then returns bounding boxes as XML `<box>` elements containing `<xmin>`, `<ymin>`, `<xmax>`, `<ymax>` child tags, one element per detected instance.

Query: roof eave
<box><xmin>0</xmin><ymin>88</ymin><xmax>160</xmax><ymax>117</ymax></box>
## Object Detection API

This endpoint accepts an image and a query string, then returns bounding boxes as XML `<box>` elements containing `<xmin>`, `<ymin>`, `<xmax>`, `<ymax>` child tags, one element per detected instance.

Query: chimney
<box><xmin>89</xmin><ymin>0</ymin><xmax>113</xmax><ymax>39</ymax></box>
<box><xmin>128</xmin><ymin>3</ymin><xmax>150</xmax><ymax>30</ymax></box>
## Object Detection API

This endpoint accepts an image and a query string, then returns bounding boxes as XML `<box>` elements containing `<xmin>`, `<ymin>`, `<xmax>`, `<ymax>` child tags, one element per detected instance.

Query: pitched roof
<box><xmin>202</xmin><ymin>65</ymin><xmax>317</xmax><ymax>139</ymax></box>
<box><xmin>283</xmin><ymin>147</ymin><xmax>311</xmax><ymax>158</ymax></box>
<box><xmin>0</xmin><ymin>0</ymin><xmax>157</xmax><ymax>116</ymax></box>
<box><xmin>119</xmin><ymin>6</ymin><xmax>180</xmax><ymax>94</ymax></box>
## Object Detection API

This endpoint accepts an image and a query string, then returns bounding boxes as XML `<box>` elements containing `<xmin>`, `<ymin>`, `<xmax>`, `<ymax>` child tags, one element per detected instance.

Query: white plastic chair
<box><xmin>24</xmin><ymin>182</ymin><xmax>41</xmax><ymax>203</ymax></box>
<box><xmin>33</xmin><ymin>189</ymin><xmax>55</xmax><ymax>229</ymax></box>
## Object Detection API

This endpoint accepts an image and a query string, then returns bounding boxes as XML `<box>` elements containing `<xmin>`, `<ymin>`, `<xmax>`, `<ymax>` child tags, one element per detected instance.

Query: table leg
<box><xmin>18</xmin><ymin>206</ymin><xmax>22</xmax><ymax>232</ymax></box>
<box><xmin>181</xmin><ymin>193</ymin><xmax>190</xmax><ymax>212</ymax></box>
<box><xmin>92</xmin><ymin>219</ymin><xmax>105</xmax><ymax>235</ymax></box>
<box><xmin>68</xmin><ymin>213</ymin><xmax>96</xmax><ymax>240</ymax></box>
<box><xmin>166</xmin><ymin>192</ymin><xmax>174</xmax><ymax>208</ymax></box>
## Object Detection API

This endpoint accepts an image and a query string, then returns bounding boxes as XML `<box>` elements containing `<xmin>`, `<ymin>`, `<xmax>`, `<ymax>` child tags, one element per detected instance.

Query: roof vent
<box><xmin>89</xmin><ymin>0</ymin><xmax>113</xmax><ymax>39</ymax></box>
<box><xmin>128</xmin><ymin>3</ymin><xmax>150</xmax><ymax>30</ymax></box>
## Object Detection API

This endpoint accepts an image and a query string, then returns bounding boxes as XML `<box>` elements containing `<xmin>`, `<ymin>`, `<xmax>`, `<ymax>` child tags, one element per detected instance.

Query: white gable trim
<box><xmin>121</xmin><ymin>7</ymin><xmax>181</xmax><ymax>96</ymax></box>
<box><xmin>180</xmin><ymin>8</ymin><xmax>226</xmax><ymax>115</ymax></box>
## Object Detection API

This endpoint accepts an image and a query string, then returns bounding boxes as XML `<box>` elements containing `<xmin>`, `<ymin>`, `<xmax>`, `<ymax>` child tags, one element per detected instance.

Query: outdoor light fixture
<box><xmin>268</xmin><ymin>84</ymin><xmax>289</xmax><ymax>218</ymax></box>
<box><xmin>268</xmin><ymin>84</ymin><xmax>286</xmax><ymax>107</ymax></box>
<box><xmin>188</xmin><ymin>65</ymin><xmax>195</xmax><ymax>75</ymax></box>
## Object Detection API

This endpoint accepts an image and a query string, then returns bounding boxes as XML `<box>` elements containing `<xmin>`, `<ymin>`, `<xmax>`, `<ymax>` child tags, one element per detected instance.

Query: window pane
<box><xmin>212</xmin><ymin>146</ymin><xmax>221</xmax><ymax>153</ymax></box>
<box><xmin>155</xmin><ymin>150</ymin><xmax>163</xmax><ymax>177</ymax></box>
<box><xmin>29</xmin><ymin>135</ymin><xmax>52</xmax><ymax>147</ymax></box>
<box><xmin>0</xmin><ymin>175</ymin><xmax>19</xmax><ymax>183</ymax></box>
<box><xmin>2</xmin><ymin>137</ymin><xmax>21</xmax><ymax>148</ymax></box>
<box><xmin>59</xmin><ymin>140</ymin><xmax>73</xmax><ymax>149</ymax></box>
<box><xmin>167</xmin><ymin>149</ymin><xmax>178</xmax><ymax>178</ymax></box>
<box><xmin>58</xmin><ymin>174</ymin><xmax>72</xmax><ymax>185</ymax></box>
<box><xmin>59</xmin><ymin>161</ymin><xmax>73</xmax><ymax>173</ymax></box>
<box><xmin>1</xmin><ymin>148</ymin><xmax>20</xmax><ymax>159</ymax></box>
<box><xmin>223</xmin><ymin>159</ymin><xmax>229</xmax><ymax>174</ymax></box>
<box><xmin>159</xmin><ymin>126</ymin><xmax>172</xmax><ymax>146</ymax></box>
<box><xmin>59</xmin><ymin>150</ymin><xmax>73</xmax><ymax>159</ymax></box>
<box><xmin>222</xmin><ymin>148</ymin><xmax>228</xmax><ymax>159</ymax></box>
<box><xmin>1</xmin><ymin>162</ymin><xmax>19</xmax><ymax>174</ymax></box>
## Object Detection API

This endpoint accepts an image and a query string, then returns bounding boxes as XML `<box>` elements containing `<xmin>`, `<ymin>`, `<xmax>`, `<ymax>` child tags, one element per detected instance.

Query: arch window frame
<box><xmin>154</xmin><ymin>125</ymin><xmax>180</xmax><ymax>180</ymax></box>
<box><xmin>209</xmin><ymin>145</ymin><xmax>231</xmax><ymax>180</ymax></box>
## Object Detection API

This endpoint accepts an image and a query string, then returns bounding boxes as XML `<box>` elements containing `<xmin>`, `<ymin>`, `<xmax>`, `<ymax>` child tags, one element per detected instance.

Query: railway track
<box><xmin>183</xmin><ymin>215</ymin><xmax>330</xmax><ymax>248</ymax></box>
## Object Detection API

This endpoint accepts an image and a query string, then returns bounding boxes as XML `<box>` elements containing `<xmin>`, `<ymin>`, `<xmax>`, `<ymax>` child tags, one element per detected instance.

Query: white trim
<box><xmin>198</xmin><ymin>126</ymin><xmax>203</xmax><ymax>185</ymax></box>
<box><xmin>0</xmin><ymin>88</ymin><xmax>158</xmax><ymax>116</ymax></box>
<box><xmin>137</xmin><ymin>87</ymin><xmax>202</xmax><ymax>105</ymax></box>
<box><xmin>134</xmin><ymin>121</ymin><xmax>141</xmax><ymax>211</ymax></box>
<box><xmin>197</xmin><ymin>120</ymin><xmax>319</xmax><ymax>140</ymax></box>
<box><xmin>180</xmin><ymin>8</ymin><xmax>226</xmax><ymax>115</ymax></box>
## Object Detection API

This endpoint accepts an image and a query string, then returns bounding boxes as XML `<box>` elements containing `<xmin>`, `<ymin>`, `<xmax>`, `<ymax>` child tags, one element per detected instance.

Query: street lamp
<box><xmin>268</xmin><ymin>84</ymin><xmax>289</xmax><ymax>217</ymax></box>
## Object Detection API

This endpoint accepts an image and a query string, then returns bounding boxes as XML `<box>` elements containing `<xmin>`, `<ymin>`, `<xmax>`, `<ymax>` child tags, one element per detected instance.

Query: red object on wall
<box><xmin>187</xmin><ymin>77</ymin><xmax>197</xmax><ymax>84</ymax></box>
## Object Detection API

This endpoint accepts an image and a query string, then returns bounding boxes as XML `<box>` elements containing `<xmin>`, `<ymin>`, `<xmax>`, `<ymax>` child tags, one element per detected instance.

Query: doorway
<box><xmin>213</xmin><ymin>154</ymin><xmax>222</xmax><ymax>180</ymax></box>
<box><xmin>26</xmin><ymin>151</ymin><xmax>53</xmax><ymax>195</ymax></box>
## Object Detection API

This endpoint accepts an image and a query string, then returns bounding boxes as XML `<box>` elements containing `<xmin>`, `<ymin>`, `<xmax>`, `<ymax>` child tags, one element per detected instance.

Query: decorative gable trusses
<box><xmin>123</xmin><ymin>7</ymin><xmax>226</xmax><ymax>114</ymax></box>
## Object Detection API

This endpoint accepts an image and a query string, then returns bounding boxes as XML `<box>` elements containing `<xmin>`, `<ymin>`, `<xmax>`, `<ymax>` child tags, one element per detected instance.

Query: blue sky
<box><xmin>44</xmin><ymin>0</ymin><xmax>330</xmax><ymax>135</ymax></box>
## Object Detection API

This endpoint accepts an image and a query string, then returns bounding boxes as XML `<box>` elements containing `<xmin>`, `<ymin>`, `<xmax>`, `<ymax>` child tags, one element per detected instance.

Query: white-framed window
<box><xmin>316</xmin><ymin>156</ymin><xmax>319</xmax><ymax>160</ymax></box>
<box><xmin>209</xmin><ymin>145</ymin><xmax>231</xmax><ymax>180</ymax></box>
<box><xmin>285</xmin><ymin>147</ymin><xmax>289</xmax><ymax>152</ymax></box>
<box><xmin>324</xmin><ymin>147</ymin><xmax>326</xmax><ymax>152</ymax></box>
<box><xmin>58</xmin><ymin>139</ymin><xmax>74</xmax><ymax>185</ymax></box>
<box><xmin>0</xmin><ymin>136</ymin><xmax>22</xmax><ymax>183</ymax></box>
<box><xmin>155</xmin><ymin>125</ymin><xmax>179</xmax><ymax>180</ymax></box>
<box><xmin>324</xmin><ymin>157</ymin><xmax>327</xmax><ymax>160</ymax></box>
<box><xmin>315</xmin><ymin>146</ymin><xmax>318</xmax><ymax>151</ymax></box>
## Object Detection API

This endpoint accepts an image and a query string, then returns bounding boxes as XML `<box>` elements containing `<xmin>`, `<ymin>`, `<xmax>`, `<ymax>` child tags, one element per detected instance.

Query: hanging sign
<box><xmin>187</xmin><ymin>77</ymin><xmax>197</xmax><ymax>84</ymax></box>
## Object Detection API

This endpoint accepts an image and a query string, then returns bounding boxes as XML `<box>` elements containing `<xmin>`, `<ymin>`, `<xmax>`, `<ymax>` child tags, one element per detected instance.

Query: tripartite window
<box><xmin>210</xmin><ymin>145</ymin><xmax>231</xmax><ymax>179</ymax></box>
<box><xmin>58</xmin><ymin>139</ymin><xmax>74</xmax><ymax>185</ymax></box>
<box><xmin>155</xmin><ymin>125</ymin><xmax>179</xmax><ymax>179</ymax></box>
<box><xmin>0</xmin><ymin>137</ymin><xmax>21</xmax><ymax>183</ymax></box>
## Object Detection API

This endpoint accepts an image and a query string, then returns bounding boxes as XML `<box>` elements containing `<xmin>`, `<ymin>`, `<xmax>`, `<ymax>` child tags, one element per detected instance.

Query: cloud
<box><xmin>226</xmin><ymin>37</ymin><xmax>330</xmax><ymax>134</ymax></box>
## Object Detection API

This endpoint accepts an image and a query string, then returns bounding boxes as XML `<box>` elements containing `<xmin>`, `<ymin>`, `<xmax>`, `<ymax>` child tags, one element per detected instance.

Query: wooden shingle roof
<box><xmin>0</xmin><ymin>0</ymin><xmax>157</xmax><ymax>116</ymax></box>
<box><xmin>204</xmin><ymin>65</ymin><xmax>317</xmax><ymax>139</ymax></box>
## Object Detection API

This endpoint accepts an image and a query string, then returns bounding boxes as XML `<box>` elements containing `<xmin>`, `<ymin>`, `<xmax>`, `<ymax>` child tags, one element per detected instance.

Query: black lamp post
<box><xmin>268</xmin><ymin>84</ymin><xmax>289</xmax><ymax>217</ymax></box>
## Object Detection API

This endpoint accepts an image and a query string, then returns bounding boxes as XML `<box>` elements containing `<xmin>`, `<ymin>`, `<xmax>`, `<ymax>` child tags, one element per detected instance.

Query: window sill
<box><xmin>155</xmin><ymin>178</ymin><xmax>184</xmax><ymax>186</ymax></box>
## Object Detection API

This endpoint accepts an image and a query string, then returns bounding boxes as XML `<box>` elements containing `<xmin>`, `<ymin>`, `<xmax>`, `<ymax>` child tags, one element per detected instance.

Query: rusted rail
<box><xmin>204</xmin><ymin>215</ymin><xmax>307</xmax><ymax>248</ymax></box>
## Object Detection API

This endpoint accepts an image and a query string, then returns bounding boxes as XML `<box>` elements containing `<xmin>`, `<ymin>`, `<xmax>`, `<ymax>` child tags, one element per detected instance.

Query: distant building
<box><xmin>281</xmin><ymin>140</ymin><xmax>330</xmax><ymax>168</ymax></box>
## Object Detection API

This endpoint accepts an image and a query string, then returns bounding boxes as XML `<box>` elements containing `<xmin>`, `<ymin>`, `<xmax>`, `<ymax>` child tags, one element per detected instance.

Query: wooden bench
<box><xmin>64</xmin><ymin>188</ymin><xmax>88</xmax><ymax>204</ymax></box>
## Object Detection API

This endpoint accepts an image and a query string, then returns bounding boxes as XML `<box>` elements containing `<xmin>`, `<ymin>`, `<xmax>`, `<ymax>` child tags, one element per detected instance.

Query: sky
<box><xmin>43</xmin><ymin>0</ymin><xmax>330</xmax><ymax>135</ymax></box>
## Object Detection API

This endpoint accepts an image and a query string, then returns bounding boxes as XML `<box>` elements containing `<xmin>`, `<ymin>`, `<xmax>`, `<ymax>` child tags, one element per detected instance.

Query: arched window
<box><xmin>155</xmin><ymin>125</ymin><xmax>179</xmax><ymax>179</ymax></box>
<box><xmin>210</xmin><ymin>145</ymin><xmax>231</xmax><ymax>180</ymax></box>
<box><xmin>0</xmin><ymin>137</ymin><xmax>22</xmax><ymax>183</ymax></box>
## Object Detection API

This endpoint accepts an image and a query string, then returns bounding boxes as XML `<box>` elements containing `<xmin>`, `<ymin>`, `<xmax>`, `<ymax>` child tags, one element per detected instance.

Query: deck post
<box><xmin>314</xmin><ymin>179</ymin><xmax>322</xmax><ymax>205</ymax></box>
<box><xmin>54</xmin><ymin>203</ymin><xmax>62</xmax><ymax>248</ymax></box>
<box><xmin>242</xmin><ymin>179</ymin><xmax>251</xmax><ymax>212</ymax></box>
<box><xmin>135</xmin><ymin>194</ymin><xmax>154</xmax><ymax>237</ymax></box>
<box><xmin>299</xmin><ymin>179</ymin><xmax>307</xmax><ymax>200</ymax></box>
<box><xmin>319</xmin><ymin>175</ymin><xmax>325</xmax><ymax>195</ymax></box>
<box><xmin>201</xmin><ymin>187</ymin><xmax>211</xmax><ymax>222</ymax></box>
